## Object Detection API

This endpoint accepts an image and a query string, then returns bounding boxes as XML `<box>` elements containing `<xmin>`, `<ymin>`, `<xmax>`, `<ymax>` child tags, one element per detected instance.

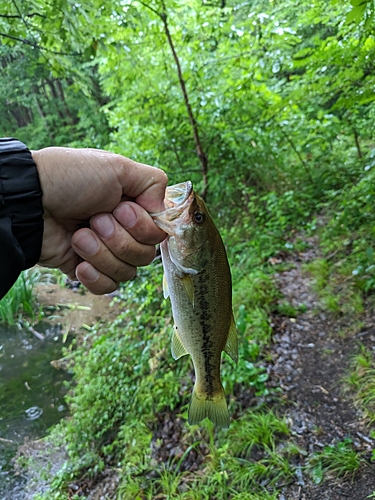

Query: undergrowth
<box><xmin>27</xmin><ymin>151</ymin><xmax>375</xmax><ymax>499</ymax></box>
<box><xmin>307</xmin><ymin>438</ymin><xmax>363</xmax><ymax>484</ymax></box>
<box><xmin>344</xmin><ymin>346</ymin><xmax>375</xmax><ymax>423</ymax></box>
<box><xmin>116</xmin><ymin>409</ymin><xmax>297</xmax><ymax>500</ymax></box>
<box><xmin>29</xmin><ymin>208</ymin><xmax>299</xmax><ymax>500</ymax></box>
<box><xmin>299</xmin><ymin>151</ymin><xmax>375</xmax><ymax>325</ymax></box>
<box><xmin>0</xmin><ymin>268</ymin><xmax>41</xmax><ymax>325</ymax></box>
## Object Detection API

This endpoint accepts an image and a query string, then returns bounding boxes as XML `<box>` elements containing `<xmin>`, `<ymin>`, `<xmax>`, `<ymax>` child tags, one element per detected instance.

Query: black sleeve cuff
<box><xmin>0</xmin><ymin>138</ymin><xmax>44</xmax><ymax>299</ymax></box>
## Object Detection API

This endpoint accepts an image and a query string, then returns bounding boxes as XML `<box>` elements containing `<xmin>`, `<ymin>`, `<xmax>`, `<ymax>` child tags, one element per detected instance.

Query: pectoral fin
<box><xmin>179</xmin><ymin>275</ymin><xmax>194</xmax><ymax>306</ymax></box>
<box><xmin>224</xmin><ymin>314</ymin><xmax>238</xmax><ymax>363</ymax></box>
<box><xmin>171</xmin><ymin>325</ymin><xmax>189</xmax><ymax>360</ymax></box>
<box><xmin>163</xmin><ymin>274</ymin><xmax>169</xmax><ymax>299</ymax></box>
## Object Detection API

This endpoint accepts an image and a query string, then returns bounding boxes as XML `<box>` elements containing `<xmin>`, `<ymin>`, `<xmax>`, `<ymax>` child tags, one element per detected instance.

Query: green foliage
<box><xmin>344</xmin><ymin>346</ymin><xmax>375</xmax><ymax>421</ymax></box>
<box><xmin>307</xmin><ymin>438</ymin><xmax>362</xmax><ymax>483</ymax></box>
<box><xmin>3</xmin><ymin>0</ymin><xmax>375</xmax><ymax>497</ymax></box>
<box><xmin>46</xmin><ymin>267</ymin><xmax>183</xmax><ymax>473</ymax></box>
<box><xmin>228</xmin><ymin>410</ymin><xmax>290</xmax><ymax>456</ymax></box>
<box><xmin>320</xmin><ymin>163</ymin><xmax>375</xmax><ymax>294</ymax></box>
<box><xmin>276</xmin><ymin>301</ymin><xmax>307</xmax><ymax>317</ymax></box>
<box><xmin>116</xmin><ymin>409</ymin><xmax>295</xmax><ymax>499</ymax></box>
<box><xmin>346</xmin><ymin>0</ymin><xmax>375</xmax><ymax>27</ymax></box>
<box><xmin>0</xmin><ymin>268</ymin><xmax>41</xmax><ymax>325</ymax></box>
<box><xmin>221</xmin><ymin>270</ymin><xmax>279</xmax><ymax>396</ymax></box>
<box><xmin>304</xmin><ymin>258</ymin><xmax>365</xmax><ymax>316</ymax></box>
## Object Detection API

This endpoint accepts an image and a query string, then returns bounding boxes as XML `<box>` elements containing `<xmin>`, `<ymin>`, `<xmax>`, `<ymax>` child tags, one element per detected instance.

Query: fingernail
<box><xmin>80</xmin><ymin>263</ymin><xmax>100</xmax><ymax>282</ymax></box>
<box><xmin>92</xmin><ymin>214</ymin><xmax>115</xmax><ymax>238</ymax></box>
<box><xmin>74</xmin><ymin>231</ymin><xmax>99</xmax><ymax>256</ymax></box>
<box><xmin>114</xmin><ymin>204</ymin><xmax>137</xmax><ymax>229</ymax></box>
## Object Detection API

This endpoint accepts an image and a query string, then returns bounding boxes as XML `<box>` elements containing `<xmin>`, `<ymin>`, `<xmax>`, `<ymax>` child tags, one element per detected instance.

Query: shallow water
<box><xmin>0</xmin><ymin>322</ymin><xmax>70</xmax><ymax>500</ymax></box>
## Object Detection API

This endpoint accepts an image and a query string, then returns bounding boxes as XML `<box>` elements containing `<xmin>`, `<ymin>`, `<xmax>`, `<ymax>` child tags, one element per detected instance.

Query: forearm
<box><xmin>0</xmin><ymin>138</ymin><xmax>44</xmax><ymax>299</ymax></box>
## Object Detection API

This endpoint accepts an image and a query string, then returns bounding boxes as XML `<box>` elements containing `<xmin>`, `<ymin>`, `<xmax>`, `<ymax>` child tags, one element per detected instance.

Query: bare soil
<box><xmin>36</xmin><ymin>281</ymin><xmax>120</xmax><ymax>332</ymax></box>
<box><xmin>272</xmin><ymin>243</ymin><xmax>375</xmax><ymax>499</ymax></box>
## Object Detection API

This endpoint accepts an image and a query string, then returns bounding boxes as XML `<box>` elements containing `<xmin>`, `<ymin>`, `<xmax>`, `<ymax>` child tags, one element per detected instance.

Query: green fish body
<box><xmin>152</xmin><ymin>181</ymin><xmax>237</xmax><ymax>428</ymax></box>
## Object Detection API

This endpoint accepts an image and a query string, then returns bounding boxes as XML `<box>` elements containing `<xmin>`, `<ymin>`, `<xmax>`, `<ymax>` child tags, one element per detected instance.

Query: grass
<box><xmin>227</xmin><ymin>410</ymin><xmax>290</xmax><ymax>457</ymax></box>
<box><xmin>115</xmin><ymin>409</ymin><xmax>296</xmax><ymax>500</ymax></box>
<box><xmin>304</xmin><ymin>259</ymin><xmax>365</xmax><ymax>317</ymax></box>
<box><xmin>343</xmin><ymin>346</ymin><xmax>375</xmax><ymax>422</ymax></box>
<box><xmin>0</xmin><ymin>268</ymin><xmax>41</xmax><ymax>325</ymax></box>
<box><xmin>307</xmin><ymin>438</ymin><xmax>362</xmax><ymax>484</ymax></box>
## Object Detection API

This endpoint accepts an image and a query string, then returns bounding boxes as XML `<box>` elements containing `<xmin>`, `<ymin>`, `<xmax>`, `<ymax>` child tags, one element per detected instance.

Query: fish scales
<box><xmin>152</xmin><ymin>181</ymin><xmax>238</xmax><ymax>428</ymax></box>
<box><xmin>163</xmin><ymin>242</ymin><xmax>231</xmax><ymax>396</ymax></box>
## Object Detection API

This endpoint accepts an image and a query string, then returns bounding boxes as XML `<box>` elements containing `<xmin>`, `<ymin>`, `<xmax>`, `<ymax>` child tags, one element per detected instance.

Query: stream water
<box><xmin>0</xmin><ymin>322</ymin><xmax>70</xmax><ymax>500</ymax></box>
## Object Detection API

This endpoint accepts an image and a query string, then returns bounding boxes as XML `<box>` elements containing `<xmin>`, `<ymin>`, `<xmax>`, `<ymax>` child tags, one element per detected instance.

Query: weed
<box><xmin>305</xmin><ymin>258</ymin><xmax>365</xmax><ymax>317</ymax></box>
<box><xmin>227</xmin><ymin>410</ymin><xmax>290</xmax><ymax>458</ymax></box>
<box><xmin>304</xmin><ymin>259</ymin><xmax>330</xmax><ymax>291</ymax></box>
<box><xmin>320</xmin><ymin>290</ymin><xmax>342</xmax><ymax>314</ymax></box>
<box><xmin>343</xmin><ymin>346</ymin><xmax>375</xmax><ymax>421</ymax></box>
<box><xmin>0</xmin><ymin>268</ymin><xmax>41</xmax><ymax>325</ymax></box>
<box><xmin>307</xmin><ymin>438</ymin><xmax>362</xmax><ymax>483</ymax></box>
<box><xmin>276</xmin><ymin>300</ymin><xmax>307</xmax><ymax>317</ymax></box>
<box><xmin>233</xmin><ymin>271</ymin><xmax>280</xmax><ymax>313</ymax></box>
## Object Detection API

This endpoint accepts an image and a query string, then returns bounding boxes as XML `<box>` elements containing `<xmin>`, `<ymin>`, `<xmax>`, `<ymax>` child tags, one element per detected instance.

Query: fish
<box><xmin>151</xmin><ymin>181</ymin><xmax>238</xmax><ymax>428</ymax></box>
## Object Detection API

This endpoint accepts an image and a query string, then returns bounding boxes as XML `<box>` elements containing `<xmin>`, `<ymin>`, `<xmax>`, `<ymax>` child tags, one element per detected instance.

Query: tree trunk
<box><xmin>35</xmin><ymin>95</ymin><xmax>54</xmax><ymax>141</ymax></box>
<box><xmin>56</xmin><ymin>79</ymin><xmax>76</xmax><ymax>124</ymax></box>
<box><xmin>353</xmin><ymin>128</ymin><xmax>363</xmax><ymax>159</ymax></box>
<box><xmin>46</xmin><ymin>78</ymin><xmax>66</xmax><ymax>122</ymax></box>
<box><xmin>159</xmin><ymin>0</ymin><xmax>209</xmax><ymax>199</ymax></box>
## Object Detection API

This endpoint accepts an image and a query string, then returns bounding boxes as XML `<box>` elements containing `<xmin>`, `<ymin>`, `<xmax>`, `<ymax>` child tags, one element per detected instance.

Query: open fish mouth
<box><xmin>164</xmin><ymin>181</ymin><xmax>193</xmax><ymax>209</ymax></box>
<box><xmin>151</xmin><ymin>181</ymin><xmax>194</xmax><ymax>231</ymax></box>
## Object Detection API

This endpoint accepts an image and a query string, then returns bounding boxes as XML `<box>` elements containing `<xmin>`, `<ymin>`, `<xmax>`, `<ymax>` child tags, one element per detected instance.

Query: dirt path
<box><xmin>271</xmin><ymin>244</ymin><xmax>375</xmax><ymax>499</ymax></box>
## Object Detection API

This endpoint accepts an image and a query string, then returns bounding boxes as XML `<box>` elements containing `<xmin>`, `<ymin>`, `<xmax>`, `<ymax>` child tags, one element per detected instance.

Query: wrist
<box><xmin>1</xmin><ymin>140</ymin><xmax>44</xmax><ymax>263</ymax></box>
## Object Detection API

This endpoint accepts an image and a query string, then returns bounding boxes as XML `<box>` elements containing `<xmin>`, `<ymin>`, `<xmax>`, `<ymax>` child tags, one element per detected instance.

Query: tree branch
<box><xmin>0</xmin><ymin>32</ymin><xmax>82</xmax><ymax>56</ymax></box>
<box><xmin>136</xmin><ymin>0</ymin><xmax>160</xmax><ymax>17</ymax></box>
<box><xmin>353</xmin><ymin>128</ymin><xmax>363</xmax><ymax>159</ymax></box>
<box><xmin>137</xmin><ymin>0</ymin><xmax>209</xmax><ymax>198</ymax></box>
<box><xmin>277</xmin><ymin>123</ymin><xmax>315</xmax><ymax>185</ymax></box>
<box><xmin>159</xmin><ymin>1</ymin><xmax>209</xmax><ymax>198</ymax></box>
<box><xmin>0</xmin><ymin>12</ymin><xmax>46</xmax><ymax>19</ymax></box>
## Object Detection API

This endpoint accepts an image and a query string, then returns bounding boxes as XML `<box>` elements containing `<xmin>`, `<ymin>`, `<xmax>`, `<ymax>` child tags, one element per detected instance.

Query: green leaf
<box><xmin>346</xmin><ymin>5</ymin><xmax>367</xmax><ymax>23</ymax></box>
<box><xmin>312</xmin><ymin>463</ymin><xmax>323</xmax><ymax>484</ymax></box>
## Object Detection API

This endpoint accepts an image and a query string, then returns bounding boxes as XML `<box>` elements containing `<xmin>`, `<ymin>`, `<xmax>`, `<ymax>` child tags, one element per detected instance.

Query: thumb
<box><xmin>114</xmin><ymin>157</ymin><xmax>168</xmax><ymax>213</ymax></box>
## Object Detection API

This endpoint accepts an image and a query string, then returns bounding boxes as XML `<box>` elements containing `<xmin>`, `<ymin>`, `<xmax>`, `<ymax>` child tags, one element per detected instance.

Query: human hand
<box><xmin>31</xmin><ymin>147</ymin><xmax>167</xmax><ymax>294</ymax></box>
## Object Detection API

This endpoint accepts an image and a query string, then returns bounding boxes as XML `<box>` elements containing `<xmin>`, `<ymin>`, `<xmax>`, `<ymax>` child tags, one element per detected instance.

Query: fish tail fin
<box><xmin>188</xmin><ymin>386</ymin><xmax>230</xmax><ymax>429</ymax></box>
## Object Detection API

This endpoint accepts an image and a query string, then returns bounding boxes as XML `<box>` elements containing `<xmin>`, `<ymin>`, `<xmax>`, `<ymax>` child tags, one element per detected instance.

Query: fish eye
<box><xmin>193</xmin><ymin>211</ymin><xmax>205</xmax><ymax>224</ymax></box>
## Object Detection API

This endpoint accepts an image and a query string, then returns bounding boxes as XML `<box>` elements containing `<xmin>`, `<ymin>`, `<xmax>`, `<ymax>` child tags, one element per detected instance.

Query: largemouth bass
<box><xmin>152</xmin><ymin>181</ymin><xmax>237</xmax><ymax>428</ymax></box>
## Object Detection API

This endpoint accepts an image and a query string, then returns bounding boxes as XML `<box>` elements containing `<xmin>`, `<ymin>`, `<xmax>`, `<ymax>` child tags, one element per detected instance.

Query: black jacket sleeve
<box><xmin>0</xmin><ymin>138</ymin><xmax>44</xmax><ymax>299</ymax></box>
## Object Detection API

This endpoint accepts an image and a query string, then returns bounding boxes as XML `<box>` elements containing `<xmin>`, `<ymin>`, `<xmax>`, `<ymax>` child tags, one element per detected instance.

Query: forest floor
<box><xmin>273</xmin><ymin>240</ymin><xmax>375</xmax><ymax>500</ymax></box>
<box><xmin>17</xmin><ymin>241</ymin><xmax>375</xmax><ymax>499</ymax></box>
